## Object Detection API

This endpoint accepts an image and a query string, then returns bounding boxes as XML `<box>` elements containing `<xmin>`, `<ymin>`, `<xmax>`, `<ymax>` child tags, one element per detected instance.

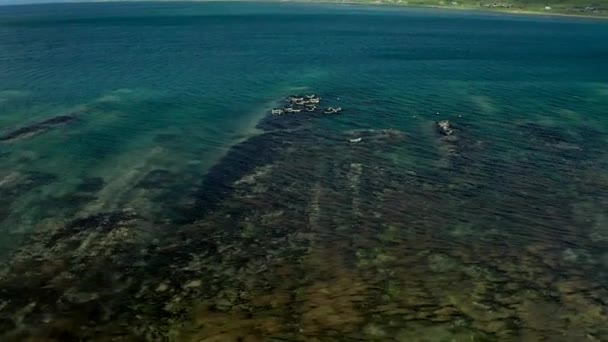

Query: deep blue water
<box><xmin>1</xmin><ymin>2</ymin><xmax>608</xmax><ymax>340</ymax></box>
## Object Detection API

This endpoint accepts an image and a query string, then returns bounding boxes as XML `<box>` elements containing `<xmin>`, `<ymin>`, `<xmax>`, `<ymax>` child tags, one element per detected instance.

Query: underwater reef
<box><xmin>1</xmin><ymin>95</ymin><xmax>608</xmax><ymax>341</ymax></box>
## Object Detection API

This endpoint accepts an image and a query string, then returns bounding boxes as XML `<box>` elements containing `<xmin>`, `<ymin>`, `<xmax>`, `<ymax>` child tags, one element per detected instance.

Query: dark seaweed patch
<box><xmin>66</xmin><ymin>211</ymin><xmax>134</xmax><ymax>232</ymax></box>
<box><xmin>180</xmin><ymin>95</ymin><xmax>339</xmax><ymax>223</ymax></box>
<box><xmin>516</xmin><ymin>122</ymin><xmax>603</xmax><ymax>162</ymax></box>
<box><xmin>45</xmin><ymin>211</ymin><xmax>136</xmax><ymax>247</ymax></box>
<box><xmin>0</xmin><ymin>172</ymin><xmax>58</xmax><ymax>225</ymax></box>
<box><xmin>0</xmin><ymin>115</ymin><xmax>76</xmax><ymax>142</ymax></box>
<box><xmin>45</xmin><ymin>327</ymin><xmax>82</xmax><ymax>342</ymax></box>
<box><xmin>256</xmin><ymin>112</ymin><xmax>321</xmax><ymax>131</ymax></box>
<box><xmin>54</xmin><ymin>192</ymin><xmax>97</xmax><ymax>208</ymax></box>
<box><xmin>0</xmin><ymin>171</ymin><xmax>58</xmax><ymax>200</ymax></box>
<box><xmin>0</xmin><ymin>318</ymin><xmax>15</xmax><ymax>334</ymax></box>
<box><xmin>27</xmin><ymin>171</ymin><xmax>58</xmax><ymax>185</ymax></box>
<box><xmin>0</xmin><ymin>207</ymin><xmax>9</xmax><ymax>222</ymax></box>
<box><xmin>136</xmin><ymin>169</ymin><xmax>174</xmax><ymax>190</ymax></box>
<box><xmin>153</xmin><ymin>133</ymin><xmax>179</xmax><ymax>143</ymax></box>
<box><xmin>179</xmin><ymin>130</ymin><xmax>297</xmax><ymax>223</ymax></box>
<box><xmin>76</xmin><ymin>177</ymin><xmax>105</xmax><ymax>193</ymax></box>
<box><xmin>520</xmin><ymin>123</ymin><xmax>575</xmax><ymax>145</ymax></box>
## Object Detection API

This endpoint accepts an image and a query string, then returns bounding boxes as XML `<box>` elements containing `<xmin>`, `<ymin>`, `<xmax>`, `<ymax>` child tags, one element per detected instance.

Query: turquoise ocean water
<box><xmin>1</xmin><ymin>2</ymin><xmax>608</xmax><ymax>340</ymax></box>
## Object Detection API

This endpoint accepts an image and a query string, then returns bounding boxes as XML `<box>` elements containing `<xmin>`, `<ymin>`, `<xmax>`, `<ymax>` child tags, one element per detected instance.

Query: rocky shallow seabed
<box><xmin>1</xmin><ymin>95</ymin><xmax>608</xmax><ymax>341</ymax></box>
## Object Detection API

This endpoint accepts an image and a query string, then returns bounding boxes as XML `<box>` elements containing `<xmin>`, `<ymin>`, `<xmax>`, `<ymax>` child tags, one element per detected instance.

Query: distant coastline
<box><xmin>0</xmin><ymin>0</ymin><xmax>607</xmax><ymax>20</ymax></box>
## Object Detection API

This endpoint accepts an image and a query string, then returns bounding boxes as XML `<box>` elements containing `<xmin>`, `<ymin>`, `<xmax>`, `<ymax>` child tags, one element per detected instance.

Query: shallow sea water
<box><xmin>1</xmin><ymin>2</ymin><xmax>608</xmax><ymax>341</ymax></box>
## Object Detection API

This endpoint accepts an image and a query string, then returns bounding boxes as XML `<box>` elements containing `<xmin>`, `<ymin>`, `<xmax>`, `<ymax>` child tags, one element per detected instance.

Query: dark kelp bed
<box><xmin>1</xmin><ymin>94</ymin><xmax>608</xmax><ymax>341</ymax></box>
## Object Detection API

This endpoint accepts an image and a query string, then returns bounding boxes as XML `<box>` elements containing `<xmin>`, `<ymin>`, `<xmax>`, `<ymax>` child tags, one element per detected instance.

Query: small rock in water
<box><xmin>182</xmin><ymin>279</ymin><xmax>202</xmax><ymax>289</ymax></box>
<box><xmin>156</xmin><ymin>282</ymin><xmax>170</xmax><ymax>292</ymax></box>
<box><xmin>41</xmin><ymin>313</ymin><xmax>53</xmax><ymax>324</ymax></box>
<box><xmin>214</xmin><ymin>298</ymin><xmax>232</xmax><ymax>311</ymax></box>
<box><xmin>436</xmin><ymin>120</ymin><xmax>455</xmax><ymax>136</ymax></box>
<box><xmin>363</xmin><ymin>323</ymin><xmax>386</xmax><ymax>337</ymax></box>
<box><xmin>65</xmin><ymin>291</ymin><xmax>99</xmax><ymax>304</ymax></box>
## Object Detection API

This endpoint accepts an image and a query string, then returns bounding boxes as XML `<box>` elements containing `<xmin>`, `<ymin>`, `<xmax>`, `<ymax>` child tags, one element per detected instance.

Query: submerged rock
<box><xmin>156</xmin><ymin>282</ymin><xmax>170</xmax><ymax>293</ymax></box>
<box><xmin>428</xmin><ymin>253</ymin><xmax>461</xmax><ymax>273</ymax></box>
<box><xmin>182</xmin><ymin>279</ymin><xmax>202</xmax><ymax>289</ymax></box>
<box><xmin>0</xmin><ymin>171</ymin><xmax>58</xmax><ymax>216</ymax></box>
<box><xmin>520</xmin><ymin>122</ymin><xmax>573</xmax><ymax>145</ymax></box>
<box><xmin>0</xmin><ymin>115</ymin><xmax>76</xmax><ymax>142</ymax></box>
<box><xmin>344</xmin><ymin>129</ymin><xmax>406</xmax><ymax>146</ymax></box>
<box><xmin>136</xmin><ymin>169</ymin><xmax>175</xmax><ymax>190</ymax></box>
<box><xmin>76</xmin><ymin>177</ymin><xmax>105</xmax><ymax>193</ymax></box>
<box><xmin>0</xmin><ymin>209</ymin><xmax>161</xmax><ymax>341</ymax></box>
<box><xmin>2</xmin><ymin>90</ymin><xmax>606</xmax><ymax>341</ymax></box>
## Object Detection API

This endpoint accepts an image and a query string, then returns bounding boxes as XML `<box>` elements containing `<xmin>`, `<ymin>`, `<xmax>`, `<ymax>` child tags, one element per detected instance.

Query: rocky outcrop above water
<box><xmin>436</xmin><ymin>120</ymin><xmax>455</xmax><ymax>136</ymax></box>
<box><xmin>257</xmin><ymin>94</ymin><xmax>343</xmax><ymax>131</ymax></box>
